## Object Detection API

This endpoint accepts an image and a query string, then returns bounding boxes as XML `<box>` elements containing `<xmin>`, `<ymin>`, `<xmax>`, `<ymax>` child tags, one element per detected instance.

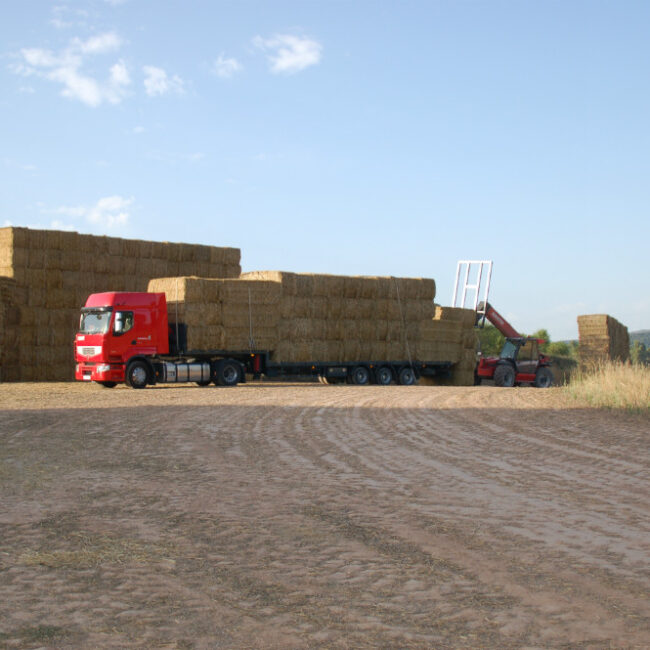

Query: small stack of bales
<box><xmin>241</xmin><ymin>271</ymin><xmax>436</xmax><ymax>362</ymax></box>
<box><xmin>0</xmin><ymin>226</ymin><xmax>241</xmax><ymax>380</ymax></box>
<box><xmin>148</xmin><ymin>277</ymin><xmax>281</xmax><ymax>351</ymax></box>
<box><xmin>577</xmin><ymin>314</ymin><xmax>630</xmax><ymax>365</ymax></box>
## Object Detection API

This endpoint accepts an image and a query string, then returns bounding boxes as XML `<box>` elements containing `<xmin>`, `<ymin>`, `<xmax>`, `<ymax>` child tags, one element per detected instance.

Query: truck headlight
<box><xmin>97</xmin><ymin>364</ymin><xmax>111</xmax><ymax>373</ymax></box>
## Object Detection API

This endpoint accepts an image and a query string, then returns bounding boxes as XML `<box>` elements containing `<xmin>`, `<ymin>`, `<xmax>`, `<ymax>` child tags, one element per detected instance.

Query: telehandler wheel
<box><xmin>494</xmin><ymin>364</ymin><xmax>515</xmax><ymax>387</ymax></box>
<box><xmin>214</xmin><ymin>359</ymin><xmax>241</xmax><ymax>387</ymax></box>
<box><xmin>97</xmin><ymin>381</ymin><xmax>117</xmax><ymax>388</ymax></box>
<box><xmin>125</xmin><ymin>360</ymin><xmax>149</xmax><ymax>389</ymax></box>
<box><xmin>534</xmin><ymin>366</ymin><xmax>554</xmax><ymax>388</ymax></box>
<box><xmin>375</xmin><ymin>366</ymin><xmax>393</xmax><ymax>385</ymax></box>
<box><xmin>349</xmin><ymin>366</ymin><xmax>371</xmax><ymax>385</ymax></box>
<box><xmin>398</xmin><ymin>367</ymin><xmax>417</xmax><ymax>386</ymax></box>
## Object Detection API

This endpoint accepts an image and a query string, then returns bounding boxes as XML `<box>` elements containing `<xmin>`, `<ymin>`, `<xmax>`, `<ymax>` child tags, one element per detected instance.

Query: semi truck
<box><xmin>74</xmin><ymin>291</ymin><xmax>454</xmax><ymax>388</ymax></box>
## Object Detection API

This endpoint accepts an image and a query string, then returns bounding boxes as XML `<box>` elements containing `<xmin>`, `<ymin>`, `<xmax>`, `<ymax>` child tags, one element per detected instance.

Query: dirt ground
<box><xmin>0</xmin><ymin>382</ymin><xmax>648</xmax><ymax>649</ymax></box>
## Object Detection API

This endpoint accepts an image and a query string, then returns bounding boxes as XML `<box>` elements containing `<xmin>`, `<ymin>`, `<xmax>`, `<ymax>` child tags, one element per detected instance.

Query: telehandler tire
<box><xmin>494</xmin><ymin>364</ymin><xmax>516</xmax><ymax>387</ymax></box>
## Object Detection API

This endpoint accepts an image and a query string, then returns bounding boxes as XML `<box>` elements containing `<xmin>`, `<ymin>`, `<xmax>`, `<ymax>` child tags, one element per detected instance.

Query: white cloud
<box><xmin>143</xmin><ymin>65</ymin><xmax>185</xmax><ymax>96</ymax></box>
<box><xmin>51</xmin><ymin>195</ymin><xmax>134</xmax><ymax>230</ymax></box>
<box><xmin>253</xmin><ymin>34</ymin><xmax>322</xmax><ymax>74</ymax></box>
<box><xmin>10</xmin><ymin>32</ymin><xmax>130</xmax><ymax>107</ymax></box>
<box><xmin>213</xmin><ymin>54</ymin><xmax>242</xmax><ymax>79</ymax></box>
<box><xmin>132</xmin><ymin>125</ymin><xmax>145</xmax><ymax>134</ymax></box>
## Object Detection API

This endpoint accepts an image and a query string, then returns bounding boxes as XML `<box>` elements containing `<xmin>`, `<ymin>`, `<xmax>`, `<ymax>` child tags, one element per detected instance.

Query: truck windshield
<box><xmin>79</xmin><ymin>309</ymin><xmax>113</xmax><ymax>334</ymax></box>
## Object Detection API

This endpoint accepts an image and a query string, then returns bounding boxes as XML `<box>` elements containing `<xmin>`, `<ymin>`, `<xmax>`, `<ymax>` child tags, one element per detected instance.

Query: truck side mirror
<box><xmin>114</xmin><ymin>313</ymin><xmax>124</xmax><ymax>334</ymax></box>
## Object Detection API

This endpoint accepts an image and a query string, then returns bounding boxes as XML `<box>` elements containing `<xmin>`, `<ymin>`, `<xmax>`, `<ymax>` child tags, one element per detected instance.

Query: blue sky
<box><xmin>2</xmin><ymin>1</ymin><xmax>648</xmax><ymax>340</ymax></box>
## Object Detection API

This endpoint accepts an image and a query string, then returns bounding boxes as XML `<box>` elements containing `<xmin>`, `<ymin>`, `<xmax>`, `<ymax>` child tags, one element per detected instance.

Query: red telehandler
<box><xmin>474</xmin><ymin>302</ymin><xmax>554</xmax><ymax>388</ymax></box>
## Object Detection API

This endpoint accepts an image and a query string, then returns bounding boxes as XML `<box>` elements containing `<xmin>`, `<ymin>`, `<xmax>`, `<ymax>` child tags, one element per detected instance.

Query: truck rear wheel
<box><xmin>494</xmin><ymin>364</ymin><xmax>515</xmax><ymax>387</ymax></box>
<box><xmin>534</xmin><ymin>366</ymin><xmax>554</xmax><ymax>388</ymax></box>
<box><xmin>349</xmin><ymin>366</ymin><xmax>370</xmax><ymax>385</ymax></box>
<box><xmin>126</xmin><ymin>361</ymin><xmax>149</xmax><ymax>389</ymax></box>
<box><xmin>398</xmin><ymin>367</ymin><xmax>416</xmax><ymax>386</ymax></box>
<box><xmin>214</xmin><ymin>360</ymin><xmax>240</xmax><ymax>387</ymax></box>
<box><xmin>375</xmin><ymin>366</ymin><xmax>393</xmax><ymax>385</ymax></box>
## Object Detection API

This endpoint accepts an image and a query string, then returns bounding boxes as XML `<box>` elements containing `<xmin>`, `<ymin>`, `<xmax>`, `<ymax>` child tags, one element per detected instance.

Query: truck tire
<box><xmin>126</xmin><ymin>360</ymin><xmax>149</xmax><ymax>389</ymax></box>
<box><xmin>398</xmin><ymin>367</ymin><xmax>416</xmax><ymax>386</ymax></box>
<box><xmin>375</xmin><ymin>366</ymin><xmax>393</xmax><ymax>385</ymax></box>
<box><xmin>494</xmin><ymin>364</ymin><xmax>515</xmax><ymax>387</ymax></box>
<box><xmin>534</xmin><ymin>366</ymin><xmax>554</xmax><ymax>388</ymax></box>
<box><xmin>97</xmin><ymin>381</ymin><xmax>117</xmax><ymax>388</ymax></box>
<box><xmin>196</xmin><ymin>379</ymin><xmax>211</xmax><ymax>387</ymax></box>
<box><xmin>214</xmin><ymin>359</ymin><xmax>240</xmax><ymax>387</ymax></box>
<box><xmin>349</xmin><ymin>366</ymin><xmax>370</xmax><ymax>385</ymax></box>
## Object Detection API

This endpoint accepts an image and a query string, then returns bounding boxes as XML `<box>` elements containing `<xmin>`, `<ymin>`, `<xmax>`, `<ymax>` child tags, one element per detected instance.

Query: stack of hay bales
<box><xmin>0</xmin><ymin>278</ymin><xmax>25</xmax><ymax>382</ymax></box>
<box><xmin>0</xmin><ymin>226</ymin><xmax>241</xmax><ymax>381</ymax></box>
<box><xmin>241</xmin><ymin>271</ymin><xmax>436</xmax><ymax>362</ymax></box>
<box><xmin>419</xmin><ymin>306</ymin><xmax>477</xmax><ymax>385</ymax></box>
<box><xmin>577</xmin><ymin>314</ymin><xmax>630</xmax><ymax>365</ymax></box>
<box><xmin>148</xmin><ymin>277</ymin><xmax>281</xmax><ymax>351</ymax></box>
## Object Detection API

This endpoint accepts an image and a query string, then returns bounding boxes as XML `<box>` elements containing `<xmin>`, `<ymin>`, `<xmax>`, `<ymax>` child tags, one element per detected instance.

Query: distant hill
<box><xmin>630</xmin><ymin>330</ymin><xmax>650</xmax><ymax>346</ymax></box>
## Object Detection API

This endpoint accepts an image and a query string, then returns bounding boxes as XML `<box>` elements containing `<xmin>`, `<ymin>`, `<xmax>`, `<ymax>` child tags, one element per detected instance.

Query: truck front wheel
<box><xmin>494</xmin><ymin>364</ymin><xmax>515</xmax><ymax>387</ymax></box>
<box><xmin>214</xmin><ymin>360</ymin><xmax>240</xmax><ymax>387</ymax></box>
<box><xmin>126</xmin><ymin>360</ymin><xmax>149</xmax><ymax>389</ymax></box>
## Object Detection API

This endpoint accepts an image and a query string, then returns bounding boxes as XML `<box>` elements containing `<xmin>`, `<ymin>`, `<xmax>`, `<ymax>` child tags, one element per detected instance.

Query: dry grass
<box><xmin>564</xmin><ymin>361</ymin><xmax>650</xmax><ymax>412</ymax></box>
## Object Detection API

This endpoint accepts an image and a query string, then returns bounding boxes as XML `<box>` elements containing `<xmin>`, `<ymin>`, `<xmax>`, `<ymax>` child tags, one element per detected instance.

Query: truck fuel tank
<box><xmin>161</xmin><ymin>362</ymin><xmax>211</xmax><ymax>384</ymax></box>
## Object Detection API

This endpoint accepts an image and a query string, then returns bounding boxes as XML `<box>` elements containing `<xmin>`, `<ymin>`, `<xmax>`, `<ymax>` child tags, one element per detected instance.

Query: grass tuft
<box><xmin>563</xmin><ymin>361</ymin><xmax>650</xmax><ymax>412</ymax></box>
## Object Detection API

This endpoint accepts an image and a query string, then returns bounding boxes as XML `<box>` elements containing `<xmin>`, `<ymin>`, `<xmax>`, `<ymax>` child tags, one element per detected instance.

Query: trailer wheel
<box><xmin>494</xmin><ymin>364</ymin><xmax>515</xmax><ymax>387</ymax></box>
<box><xmin>126</xmin><ymin>360</ymin><xmax>149</xmax><ymax>389</ymax></box>
<box><xmin>349</xmin><ymin>366</ymin><xmax>370</xmax><ymax>385</ymax></box>
<box><xmin>375</xmin><ymin>366</ymin><xmax>393</xmax><ymax>385</ymax></box>
<box><xmin>398</xmin><ymin>366</ymin><xmax>417</xmax><ymax>386</ymax></box>
<box><xmin>534</xmin><ymin>366</ymin><xmax>554</xmax><ymax>388</ymax></box>
<box><xmin>214</xmin><ymin>359</ymin><xmax>240</xmax><ymax>387</ymax></box>
<box><xmin>97</xmin><ymin>381</ymin><xmax>117</xmax><ymax>388</ymax></box>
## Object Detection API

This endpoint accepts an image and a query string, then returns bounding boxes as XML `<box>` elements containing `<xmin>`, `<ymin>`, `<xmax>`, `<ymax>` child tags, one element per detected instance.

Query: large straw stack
<box><xmin>577</xmin><ymin>314</ymin><xmax>629</xmax><ymax>364</ymax></box>
<box><xmin>0</xmin><ymin>226</ymin><xmax>241</xmax><ymax>381</ymax></box>
<box><xmin>148</xmin><ymin>277</ymin><xmax>281</xmax><ymax>351</ymax></box>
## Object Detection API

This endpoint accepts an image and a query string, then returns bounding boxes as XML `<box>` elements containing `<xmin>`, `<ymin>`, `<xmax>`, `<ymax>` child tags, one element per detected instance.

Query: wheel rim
<box><xmin>131</xmin><ymin>366</ymin><xmax>147</xmax><ymax>386</ymax></box>
<box><xmin>223</xmin><ymin>365</ymin><xmax>237</xmax><ymax>383</ymax></box>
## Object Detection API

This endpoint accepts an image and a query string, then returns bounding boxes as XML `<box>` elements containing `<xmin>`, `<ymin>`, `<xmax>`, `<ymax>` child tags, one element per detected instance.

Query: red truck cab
<box><xmin>75</xmin><ymin>292</ymin><xmax>168</xmax><ymax>385</ymax></box>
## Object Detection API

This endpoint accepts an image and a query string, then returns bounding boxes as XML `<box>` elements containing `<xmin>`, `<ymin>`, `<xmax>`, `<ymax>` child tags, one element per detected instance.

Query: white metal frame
<box><xmin>452</xmin><ymin>260</ymin><xmax>493</xmax><ymax>322</ymax></box>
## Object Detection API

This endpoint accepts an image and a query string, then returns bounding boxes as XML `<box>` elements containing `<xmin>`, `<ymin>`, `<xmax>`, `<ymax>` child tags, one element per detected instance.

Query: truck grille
<box><xmin>77</xmin><ymin>346</ymin><xmax>101</xmax><ymax>357</ymax></box>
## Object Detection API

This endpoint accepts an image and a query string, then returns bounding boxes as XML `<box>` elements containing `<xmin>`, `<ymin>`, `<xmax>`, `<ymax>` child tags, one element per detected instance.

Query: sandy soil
<box><xmin>0</xmin><ymin>382</ymin><xmax>648</xmax><ymax>649</ymax></box>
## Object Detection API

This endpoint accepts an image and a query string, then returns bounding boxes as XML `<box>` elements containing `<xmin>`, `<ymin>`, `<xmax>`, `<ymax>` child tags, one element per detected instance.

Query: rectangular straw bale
<box><xmin>434</xmin><ymin>305</ymin><xmax>477</xmax><ymax>327</ymax></box>
<box><xmin>420</xmin><ymin>320</ymin><xmax>463</xmax><ymax>343</ymax></box>
<box><xmin>311</xmin><ymin>274</ymin><xmax>345</xmax><ymax>297</ymax></box>
<box><xmin>294</xmin><ymin>274</ymin><xmax>314</xmax><ymax>297</ymax></box>
<box><xmin>340</xmin><ymin>319</ymin><xmax>360</xmax><ymax>339</ymax></box>
<box><xmin>224</xmin><ymin>327</ymin><xmax>277</xmax><ymax>350</ymax></box>
<box><xmin>369</xmin><ymin>340</ymin><xmax>387</xmax><ymax>359</ymax></box>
